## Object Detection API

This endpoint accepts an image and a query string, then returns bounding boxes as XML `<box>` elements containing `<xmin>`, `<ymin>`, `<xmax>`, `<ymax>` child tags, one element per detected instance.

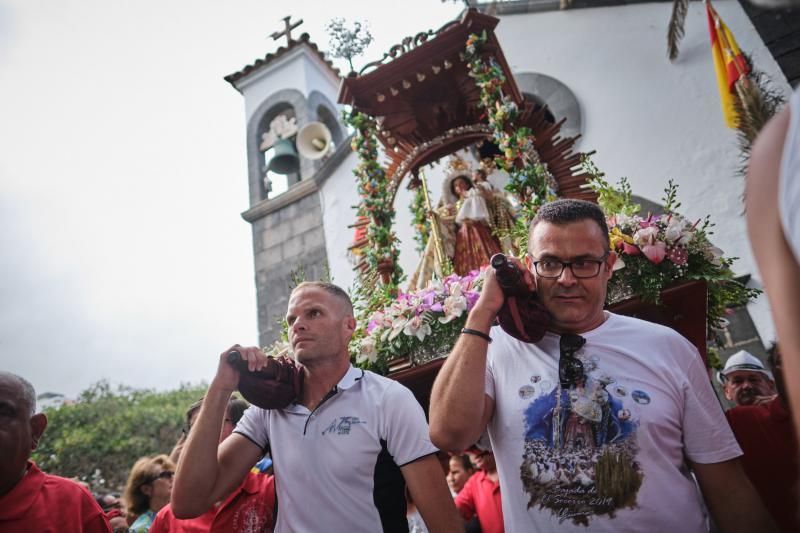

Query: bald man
<box><xmin>0</xmin><ymin>372</ymin><xmax>111</xmax><ymax>532</ymax></box>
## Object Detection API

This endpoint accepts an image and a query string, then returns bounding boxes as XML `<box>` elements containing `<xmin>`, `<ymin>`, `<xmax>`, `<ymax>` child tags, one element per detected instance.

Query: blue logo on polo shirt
<box><xmin>322</xmin><ymin>416</ymin><xmax>366</xmax><ymax>435</ymax></box>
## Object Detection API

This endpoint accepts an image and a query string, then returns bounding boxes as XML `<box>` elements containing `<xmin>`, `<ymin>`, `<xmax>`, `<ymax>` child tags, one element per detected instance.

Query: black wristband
<box><xmin>461</xmin><ymin>328</ymin><xmax>492</xmax><ymax>343</ymax></box>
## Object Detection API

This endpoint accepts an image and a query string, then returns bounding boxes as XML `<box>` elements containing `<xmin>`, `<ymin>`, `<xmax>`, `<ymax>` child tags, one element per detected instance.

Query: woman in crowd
<box><xmin>447</xmin><ymin>454</ymin><xmax>475</xmax><ymax>496</ymax></box>
<box><xmin>123</xmin><ymin>454</ymin><xmax>175</xmax><ymax>532</ymax></box>
<box><xmin>448</xmin><ymin>454</ymin><xmax>481</xmax><ymax>532</ymax></box>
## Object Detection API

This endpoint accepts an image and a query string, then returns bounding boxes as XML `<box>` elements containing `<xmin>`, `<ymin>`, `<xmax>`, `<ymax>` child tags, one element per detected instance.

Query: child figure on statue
<box><xmin>451</xmin><ymin>174</ymin><xmax>502</xmax><ymax>275</ymax></box>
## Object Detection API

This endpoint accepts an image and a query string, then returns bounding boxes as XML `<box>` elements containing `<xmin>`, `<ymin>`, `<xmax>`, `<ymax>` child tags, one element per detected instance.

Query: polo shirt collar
<box><xmin>338</xmin><ymin>365</ymin><xmax>365</xmax><ymax>390</ymax></box>
<box><xmin>283</xmin><ymin>365</ymin><xmax>364</xmax><ymax>414</ymax></box>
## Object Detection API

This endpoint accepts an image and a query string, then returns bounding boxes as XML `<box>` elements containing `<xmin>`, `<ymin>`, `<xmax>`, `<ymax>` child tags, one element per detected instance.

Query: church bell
<box><xmin>267</xmin><ymin>138</ymin><xmax>300</xmax><ymax>175</ymax></box>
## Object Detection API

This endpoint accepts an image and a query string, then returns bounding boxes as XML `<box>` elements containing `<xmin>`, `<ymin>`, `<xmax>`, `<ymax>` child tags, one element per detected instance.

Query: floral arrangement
<box><xmin>354</xmin><ymin>270</ymin><xmax>485</xmax><ymax>372</ymax></box>
<box><xmin>345</xmin><ymin>110</ymin><xmax>403</xmax><ymax>288</ymax></box>
<box><xmin>583</xmin><ymin>159</ymin><xmax>760</xmax><ymax>365</ymax></box>
<box><xmin>464</xmin><ymin>31</ymin><xmax>556</xmax><ymax>206</ymax></box>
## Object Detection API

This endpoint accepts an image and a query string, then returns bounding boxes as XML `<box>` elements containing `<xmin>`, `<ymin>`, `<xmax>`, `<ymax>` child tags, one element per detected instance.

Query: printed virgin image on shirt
<box><xmin>519</xmin><ymin>346</ymin><xmax>647</xmax><ymax>526</ymax></box>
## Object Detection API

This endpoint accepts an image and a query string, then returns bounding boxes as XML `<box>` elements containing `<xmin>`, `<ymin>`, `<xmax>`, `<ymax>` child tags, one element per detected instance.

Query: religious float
<box><xmin>268</xmin><ymin>9</ymin><xmax>758</xmax><ymax>409</ymax></box>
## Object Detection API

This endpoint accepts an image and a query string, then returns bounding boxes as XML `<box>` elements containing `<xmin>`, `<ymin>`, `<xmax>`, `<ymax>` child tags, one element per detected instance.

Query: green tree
<box><xmin>32</xmin><ymin>380</ymin><xmax>207</xmax><ymax>493</ymax></box>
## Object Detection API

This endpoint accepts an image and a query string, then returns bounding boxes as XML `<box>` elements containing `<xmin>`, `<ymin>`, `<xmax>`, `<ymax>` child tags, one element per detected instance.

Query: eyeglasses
<box><xmin>145</xmin><ymin>471</ymin><xmax>174</xmax><ymax>484</ymax></box>
<box><xmin>529</xmin><ymin>253</ymin><xmax>609</xmax><ymax>279</ymax></box>
<box><xmin>559</xmin><ymin>333</ymin><xmax>587</xmax><ymax>389</ymax></box>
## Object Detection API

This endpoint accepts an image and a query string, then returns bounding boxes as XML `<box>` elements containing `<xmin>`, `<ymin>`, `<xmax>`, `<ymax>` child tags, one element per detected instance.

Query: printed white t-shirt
<box><xmin>485</xmin><ymin>312</ymin><xmax>741</xmax><ymax>532</ymax></box>
<box><xmin>234</xmin><ymin>365</ymin><xmax>437</xmax><ymax>533</ymax></box>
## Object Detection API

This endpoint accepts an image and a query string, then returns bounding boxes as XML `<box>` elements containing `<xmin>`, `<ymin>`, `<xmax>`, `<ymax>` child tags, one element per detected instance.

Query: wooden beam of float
<box><xmin>337</xmin><ymin>10</ymin><xmax>522</xmax><ymax>187</ymax></box>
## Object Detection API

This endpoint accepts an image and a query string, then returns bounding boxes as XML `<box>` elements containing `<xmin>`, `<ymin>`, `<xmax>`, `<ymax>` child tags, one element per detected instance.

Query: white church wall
<box><xmin>237</xmin><ymin>46</ymin><xmax>340</xmax><ymax>125</ymax></box>
<box><xmin>494</xmin><ymin>0</ymin><xmax>790</xmax><ymax>344</ymax></box>
<box><xmin>320</xmin><ymin>150</ymin><xmax>361</xmax><ymax>290</ymax></box>
<box><xmin>239</xmin><ymin>49</ymin><xmax>309</xmax><ymax>122</ymax></box>
<box><xmin>302</xmin><ymin>58</ymin><xmax>341</xmax><ymax>115</ymax></box>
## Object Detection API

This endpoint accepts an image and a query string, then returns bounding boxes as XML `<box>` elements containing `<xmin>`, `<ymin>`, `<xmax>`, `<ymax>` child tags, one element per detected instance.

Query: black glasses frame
<box><xmin>559</xmin><ymin>333</ymin><xmax>587</xmax><ymax>389</ymax></box>
<box><xmin>529</xmin><ymin>252</ymin><xmax>610</xmax><ymax>279</ymax></box>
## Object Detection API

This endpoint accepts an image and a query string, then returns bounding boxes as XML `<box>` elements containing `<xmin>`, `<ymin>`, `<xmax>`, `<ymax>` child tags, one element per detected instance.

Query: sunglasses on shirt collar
<box><xmin>559</xmin><ymin>333</ymin><xmax>587</xmax><ymax>389</ymax></box>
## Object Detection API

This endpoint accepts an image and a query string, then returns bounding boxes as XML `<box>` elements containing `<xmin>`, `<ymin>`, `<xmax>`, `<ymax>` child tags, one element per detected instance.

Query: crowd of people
<box><xmin>2</xmin><ymin>197</ymin><xmax>798</xmax><ymax>532</ymax></box>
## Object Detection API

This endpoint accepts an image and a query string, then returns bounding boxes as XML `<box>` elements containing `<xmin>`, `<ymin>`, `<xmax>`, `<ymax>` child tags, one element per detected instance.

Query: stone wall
<box><xmin>243</xmin><ymin>140</ymin><xmax>352</xmax><ymax>347</ymax></box>
<box><xmin>249</xmin><ymin>189</ymin><xmax>328</xmax><ymax>347</ymax></box>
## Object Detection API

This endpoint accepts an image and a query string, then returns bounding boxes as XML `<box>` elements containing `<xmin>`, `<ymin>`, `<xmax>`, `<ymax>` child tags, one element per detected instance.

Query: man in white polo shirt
<box><xmin>172</xmin><ymin>281</ymin><xmax>460</xmax><ymax>533</ymax></box>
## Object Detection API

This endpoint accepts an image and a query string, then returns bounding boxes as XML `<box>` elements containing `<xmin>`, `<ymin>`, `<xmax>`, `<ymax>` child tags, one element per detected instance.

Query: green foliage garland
<box><xmin>464</xmin><ymin>31</ymin><xmax>556</xmax><ymax>208</ymax></box>
<box><xmin>345</xmin><ymin>110</ymin><xmax>403</xmax><ymax>289</ymax></box>
<box><xmin>410</xmin><ymin>185</ymin><xmax>430</xmax><ymax>253</ymax></box>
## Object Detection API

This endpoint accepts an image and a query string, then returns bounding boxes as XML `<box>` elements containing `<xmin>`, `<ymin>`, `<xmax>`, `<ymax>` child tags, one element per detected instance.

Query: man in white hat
<box><xmin>718</xmin><ymin>350</ymin><xmax>777</xmax><ymax>407</ymax></box>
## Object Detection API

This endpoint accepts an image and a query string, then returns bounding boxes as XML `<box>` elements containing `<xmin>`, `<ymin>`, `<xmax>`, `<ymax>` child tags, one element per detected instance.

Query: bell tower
<box><xmin>225</xmin><ymin>18</ymin><xmax>347</xmax><ymax>347</ymax></box>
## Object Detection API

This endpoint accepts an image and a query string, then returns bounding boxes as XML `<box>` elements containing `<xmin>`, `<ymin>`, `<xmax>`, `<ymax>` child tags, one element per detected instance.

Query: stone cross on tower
<box><xmin>270</xmin><ymin>16</ymin><xmax>303</xmax><ymax>46</ymax></box>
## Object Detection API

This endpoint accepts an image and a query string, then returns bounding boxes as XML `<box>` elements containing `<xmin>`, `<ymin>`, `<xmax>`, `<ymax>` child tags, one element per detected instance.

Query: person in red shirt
<box><xmin>725</xmin><ymin>344</ymin><xmax>799</xmax><ymax>533</ymax></box>
<box><xmin>0</xmin><ymin>371</ymin><xmax>111</xmax><ymax>532</ymax></box>
<box><xmin>150</xmin><ymin>395</ymin><xmax>275</xmax><ymax>532</ymax></box>
<box><xmin>455</xmin><ymin>446</ymin><xmax>503</xmax><ymax>533</ymax></box>
<box><xmin>149</xmin><ymin>472</ymin><xmax>274</xmax><ymax>533</ymax></box>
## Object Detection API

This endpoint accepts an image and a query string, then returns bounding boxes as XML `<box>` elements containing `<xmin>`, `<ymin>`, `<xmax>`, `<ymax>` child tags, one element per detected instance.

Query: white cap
<box><xmin>716</xmin><ymin>350</ymin><xmax>774</xmax><ymax>385</ymax></box>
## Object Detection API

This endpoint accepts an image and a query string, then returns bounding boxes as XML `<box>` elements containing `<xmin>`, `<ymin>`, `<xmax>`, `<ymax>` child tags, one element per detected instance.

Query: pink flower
<box><xmin>642</xmin><ymin>241</ymin><xmax>667</xmax><ymax>264</ymax></box>
<box><xmin>465</xmin><ymin>290</ymin><xmax>480</xmax><ymax>310</ymax></box>
<box><xmin>666</xmin><ymin>246</ymin><xmax>688</xmax><ymax>266</ymax></box>
<box><xmin>403</xmin><ymin>315</ymin><xmax>432</xmax><ymax>341</ymax></box>
<box><xmin>357</xmin><ymin>337</ymin><xmax>378</xmax><ymax>364</ymax></box>
<box><xmin>420</xmin><ymin>291</ymin><xmax>439</xmax><ymax>312</ymax></box>
<box><xmin>633</xmin><ymin>226</ymin><xmax>659</xmax><ymax>247</ymax></box>
<box><xmin>622</xmin><ymin>242</ymin><xmax>641</xmax><ymax>256</ymax></box>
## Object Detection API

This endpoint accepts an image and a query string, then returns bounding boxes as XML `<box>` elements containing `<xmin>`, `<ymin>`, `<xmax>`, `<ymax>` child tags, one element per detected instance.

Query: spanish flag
<box><xmin>707</xmin><ymin>1</ymin><xmax>750</xmax><ymax>128</ymax></box>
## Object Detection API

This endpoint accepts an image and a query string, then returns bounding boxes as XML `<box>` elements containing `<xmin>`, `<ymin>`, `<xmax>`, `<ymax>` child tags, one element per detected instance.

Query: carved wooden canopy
<box><xmin>337</xmin><ymin>8</ymin><xmax>594</xmax><ymax>201</ymax></box>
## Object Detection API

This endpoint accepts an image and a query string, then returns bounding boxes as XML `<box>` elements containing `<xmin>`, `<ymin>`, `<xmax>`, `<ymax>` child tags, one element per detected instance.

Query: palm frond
<box><xmin>667</xmin><ymin>0</ymin><xmax>690</xmax><ymax>62</ymax></box>
<box><xmin>733</xmin><ymin>57</ymin><xmax>787</xmax><ymax>177</ymax></box>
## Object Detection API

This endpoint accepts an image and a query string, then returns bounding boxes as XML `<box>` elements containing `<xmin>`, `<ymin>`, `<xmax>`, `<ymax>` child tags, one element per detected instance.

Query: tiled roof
<box><xmin>224</xmin><ymin>32</ymin><xmax>341</xmax><ymax>88</ymax></box>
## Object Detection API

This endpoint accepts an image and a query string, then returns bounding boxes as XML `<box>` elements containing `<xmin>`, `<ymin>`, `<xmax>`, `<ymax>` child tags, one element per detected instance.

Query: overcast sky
<box><xmin>0</xmin><ymin>0</ymin><xmax>463</xmax><ymax>398</ymax></box>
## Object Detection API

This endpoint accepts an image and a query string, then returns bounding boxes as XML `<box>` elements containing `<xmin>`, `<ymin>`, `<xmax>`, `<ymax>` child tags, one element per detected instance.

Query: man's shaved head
<box><xmin>291</xmin><ymin>281</ymin><xmax>353</xmax><ymax>316</ymax></box>
<box><xmin>0</xmin><ymin>372</ymin><xmax>36</xmax><ymax>416</ymax></box>
<box><xmin>0</xmin><ymin>371</ymin><xmax>47</xmax><ymax>498</ymax></box>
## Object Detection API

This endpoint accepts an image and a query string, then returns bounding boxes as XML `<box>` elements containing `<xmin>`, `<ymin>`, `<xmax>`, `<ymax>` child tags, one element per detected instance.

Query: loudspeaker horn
<box><xmin>296</xmin><ymin>122</ymin><xmax>332</xmax><ymax>160</ymax></box>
